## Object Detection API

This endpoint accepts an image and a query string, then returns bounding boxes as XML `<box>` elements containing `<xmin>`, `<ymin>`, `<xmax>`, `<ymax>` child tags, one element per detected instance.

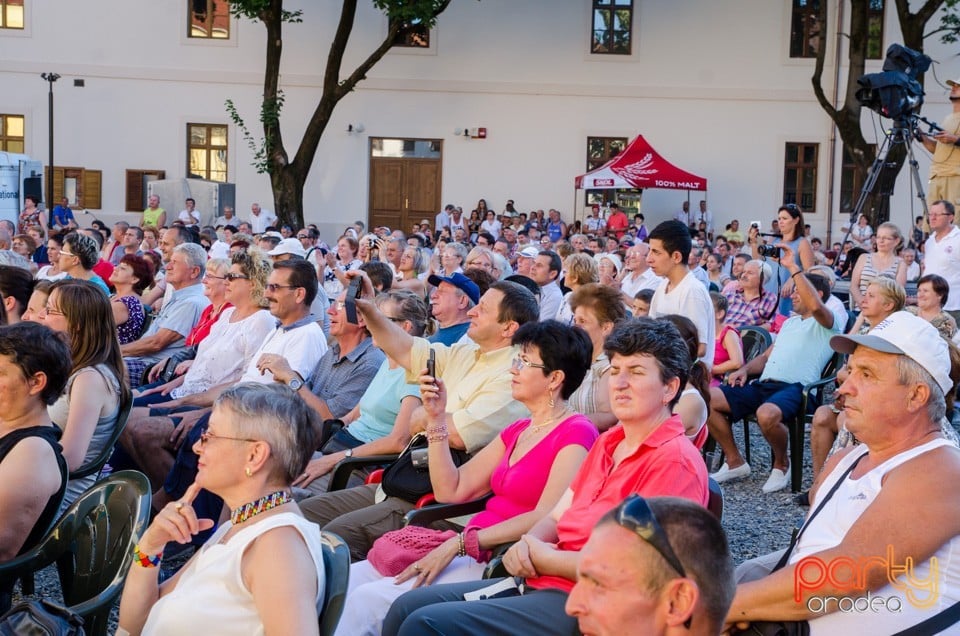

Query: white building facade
<box><xmin>0</xmin><ymin>0</ymin><xmax>957</xmax><ymax>243</ymax></box>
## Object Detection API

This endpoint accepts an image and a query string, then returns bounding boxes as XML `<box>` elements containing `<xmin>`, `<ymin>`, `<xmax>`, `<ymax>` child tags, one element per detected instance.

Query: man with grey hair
<box><xmin>721</xmin><ymin>259</ymin><xmax>778</xmax><ymax>330</ymax></box>
<box><xmin>121</xmin><ymin>242</ymin><xmax>210</xmax><ymax>387</ymax></box>
<box><xmin>619</xmin><ymin>242</ymin><xmax>661</xmax><ymax>303</ymax></box>
<box><xmin>726</xmin><ymin>311</ymin><xmax>960</xmax><ymax>634</ymax></box>
<box><xmin>142</xmin><ymin>225</ymin><xmax>193</xmax><ymax>310</ymax></box>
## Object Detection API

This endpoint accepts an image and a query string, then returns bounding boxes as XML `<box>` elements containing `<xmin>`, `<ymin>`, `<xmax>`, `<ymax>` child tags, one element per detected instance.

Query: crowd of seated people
<box><xmin>0</xmin><ymin>201</ymin><xmax>958</xmax><ymax>634</ymax></box>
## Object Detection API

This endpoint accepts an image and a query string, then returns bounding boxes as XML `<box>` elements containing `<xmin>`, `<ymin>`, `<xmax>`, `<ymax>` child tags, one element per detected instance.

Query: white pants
<box><xmin>334</xmin><ymin>557</ymin><xmax>487</xmax><ymax>636</ymax></box>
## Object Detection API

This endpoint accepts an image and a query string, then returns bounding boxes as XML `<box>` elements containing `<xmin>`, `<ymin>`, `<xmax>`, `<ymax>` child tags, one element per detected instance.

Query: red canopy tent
<box><xmin>575</xmin><ymin>135</ymin><xmax>707</xmax><ymax>191</ymax></box>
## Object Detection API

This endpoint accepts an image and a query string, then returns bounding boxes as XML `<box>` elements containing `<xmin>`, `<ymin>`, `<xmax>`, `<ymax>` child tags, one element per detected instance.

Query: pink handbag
<box><xmin>367</xmin><ymin>526</ymin><xmax>457</xmax><ymax>576</ymax></box>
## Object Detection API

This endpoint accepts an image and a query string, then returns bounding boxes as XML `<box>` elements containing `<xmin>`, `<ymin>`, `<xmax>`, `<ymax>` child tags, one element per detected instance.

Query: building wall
<box><xmin>0</xmin><ymin>0</ymin><xmax>956</xmax><ymax>243</ymax></box>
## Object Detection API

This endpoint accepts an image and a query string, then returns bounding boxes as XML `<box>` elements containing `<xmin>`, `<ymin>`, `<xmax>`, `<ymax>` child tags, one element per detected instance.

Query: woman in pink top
<box><xmin>334</xmin><ymin>321</ymin><xmax>597</xmax><ymax>636</ymax></box>
<box><xmin>383</xmin><ymin>318</ymin><xmax>709</xmax><ymax>636</ymax></box>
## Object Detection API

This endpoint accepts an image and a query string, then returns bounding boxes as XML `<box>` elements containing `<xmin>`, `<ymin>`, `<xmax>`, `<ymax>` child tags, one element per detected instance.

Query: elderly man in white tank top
<box><xmin>724</xmin><ymin>311</ymin><xmax>960</xmax><ymax>635</ymax></box>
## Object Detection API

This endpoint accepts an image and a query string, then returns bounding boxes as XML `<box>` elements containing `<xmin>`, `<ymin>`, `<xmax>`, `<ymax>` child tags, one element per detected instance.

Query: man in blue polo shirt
<box><xmin>706</xmin><ymin>242</ymin><xmax>841</xmax><ymax>493</ymax></box>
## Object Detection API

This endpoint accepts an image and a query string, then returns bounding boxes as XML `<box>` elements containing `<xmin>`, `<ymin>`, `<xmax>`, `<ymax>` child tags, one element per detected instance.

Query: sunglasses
<box><xmin>613</xmin><ymin>495</ymin><xmax>692</xmax><ymax>628</ymax></box>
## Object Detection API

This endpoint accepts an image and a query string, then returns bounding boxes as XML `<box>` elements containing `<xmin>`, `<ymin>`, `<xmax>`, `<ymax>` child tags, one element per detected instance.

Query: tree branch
<box><xmin>811</xmin><ymin>0</ymin><xmax>839</xmax><ymax>121</ymax></box>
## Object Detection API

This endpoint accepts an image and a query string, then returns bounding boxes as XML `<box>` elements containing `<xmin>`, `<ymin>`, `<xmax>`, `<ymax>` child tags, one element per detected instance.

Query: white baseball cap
<box><xmin>517</xmin><ymin>246</ymin><xmax>540</xmax><ymax>259</ymax></box>
<box><xmin>830</xmin><ymin>311</ymin><xmax>952</xmax><ymax>394</ymax></box>
<box><xmin>267</xmin><ymin>238</ymin><xmax>307</xmax><ymax>258</ymax></box>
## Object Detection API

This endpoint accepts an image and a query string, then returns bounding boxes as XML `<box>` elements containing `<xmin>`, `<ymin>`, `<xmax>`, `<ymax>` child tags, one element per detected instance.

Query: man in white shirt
<box><xmin>696</xmin><ymin>200</ymin><xmax>714</xmax><ymax>235</ymax></box>
<box><xmin>924</xmin><ymin>200</ymin><xmax>960</xmax><ymax>323</ymax></box>
<box><xmin>436</xmin><ymin>204</ymin><xmax>454</xmax><ymax>234</ymax></box>
<box><xmin>249</xmin><ymin>202</ymin><xmax>278</xmax><ymax>234</ymax></box>
<box><xmin>619</xmin><ymin>242</ymin><xmax>662</xmax><ymax>304</ymax></box>
<box><xmin>177</xmin><ymin>198</ymin><xmax>201</xmax><ymax>227</ymax></box>
<box><xmin>646</xmin><ymin>220</ymin><xmax>716</xmax><ymax>369</ymax></box>
<box><xmin>674</xmin><ymin>201</ymin><xmax>691</xmax><ymax>227</ymax></box>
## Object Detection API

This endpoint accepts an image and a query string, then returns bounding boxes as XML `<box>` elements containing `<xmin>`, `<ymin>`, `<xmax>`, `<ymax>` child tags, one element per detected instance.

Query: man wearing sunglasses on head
<box><xmin>566</xmin><ymin>495</ymin><xmax>735</xmax><ymax>636</ymax></box>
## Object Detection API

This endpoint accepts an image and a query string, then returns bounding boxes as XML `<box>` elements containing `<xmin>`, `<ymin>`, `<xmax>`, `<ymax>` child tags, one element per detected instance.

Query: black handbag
<box><xmin>381</xmin><ymin>433</ymin><xmax>470</xmax><ymax>503</ymax></box>
<box><xmin>0</xmin><ymin>599</ymin><xmax>85</xmax><ymax>635</ymax></box>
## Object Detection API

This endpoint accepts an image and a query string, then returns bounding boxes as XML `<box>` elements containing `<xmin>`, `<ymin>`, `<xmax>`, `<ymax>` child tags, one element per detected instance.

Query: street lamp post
<box><xmin>40</xmin><ymin>72</ymin><xmax>60</xmax><ymax>212</ymax></box>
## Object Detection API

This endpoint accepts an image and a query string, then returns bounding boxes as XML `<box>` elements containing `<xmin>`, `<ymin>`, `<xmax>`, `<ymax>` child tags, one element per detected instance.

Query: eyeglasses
<box><xmin>297</xmin><ymin>235</ymin><xmax>309</xmax><ymax>240</ymax></box>
<box><xmin>39</xmin><ymin>305</ymin><xmax>64</xmax><ymax>317</ymax></box>
<box><xmin>204</xmin><ymin>273</ymin><xmax>226</xmax><ymax>280</ymax></box>
<box><xmin>614</xmin><ymin>495</ymin><xmax>692</xmax><ymax>627</ymax></box>
<box><xmin>266</xmin><ymin>283</ymin><xmax>300</xmax><ymax>292</ymax></box>
<box><xmin>512</xmin><ymin>355</ymin><xmax>548</xmax><ymax>371</ymax></box>
<box><xmin>224</xmin><ymin>273</ymin><xmax>250</xmax><ymax>282</ymax></box>
<box><xmin>198</xmin><ymin>429</ymin><xmax>258</xmax><ymax>448</ymax></box>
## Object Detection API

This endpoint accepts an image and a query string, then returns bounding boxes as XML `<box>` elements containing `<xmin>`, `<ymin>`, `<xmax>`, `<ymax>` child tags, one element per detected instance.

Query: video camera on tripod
<box><xmin>855</xmin><ymin>44</ymin><xmax>941</xmax><ymax>135</ymax></box>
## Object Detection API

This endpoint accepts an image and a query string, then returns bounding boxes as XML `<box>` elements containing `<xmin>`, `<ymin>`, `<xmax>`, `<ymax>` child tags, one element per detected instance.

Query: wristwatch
<box><xmin>344</xmin><ymin>448</ymin><xmax>354</xmax><ymax>458</ymax></box>
<box><xmin>286</xmin><ymin>374</ymin><xmax>305</xmax><ymax>391</ymax></box>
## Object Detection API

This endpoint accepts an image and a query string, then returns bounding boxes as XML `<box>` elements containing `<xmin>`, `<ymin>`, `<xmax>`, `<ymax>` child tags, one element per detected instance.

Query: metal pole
<box><xmin>40</xmin><ymin>73</ymin><xmax>60</xmax><ymax>212</ymax></box>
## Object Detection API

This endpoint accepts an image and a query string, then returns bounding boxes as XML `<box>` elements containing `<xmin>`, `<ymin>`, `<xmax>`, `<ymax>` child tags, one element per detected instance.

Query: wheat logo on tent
<box><xmin>612</xmin><ymin>153</ymin><xmax>658</xmax><ymax>181</ymax></box>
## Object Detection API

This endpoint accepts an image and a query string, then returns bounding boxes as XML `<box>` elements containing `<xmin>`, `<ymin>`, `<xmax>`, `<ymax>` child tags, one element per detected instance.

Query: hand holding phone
<box><xmin>426</xmin><ymin>349</ymin><xmax>437</xmax><ymax>384</ymax></box>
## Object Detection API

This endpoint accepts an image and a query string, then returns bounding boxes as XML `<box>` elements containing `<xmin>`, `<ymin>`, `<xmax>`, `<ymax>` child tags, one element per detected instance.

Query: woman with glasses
<box><xmin>849</xmin><ymin>221</ymin><xmax>906</xmax><ymax>312</ymax></box>
<box><xmin>332</xmin><ymin>320</ymin><xmax>596</xmax><ymax>636</ymax></box>
<box><xmin>41</xmin><ymin>280</ymin><xmax>130</xmax><ymax>510</ymax></box>
<box><xmin>134</xmin><ymin>250</ymin><xmax>274</xmax><ymax>409</ymax></box>
<box><xmin>109</xmin><ymin>254</ymin><xmax>155</xmax><ymax>345</ymax></box>
<box><xmin>118</xmin><ymin>383</ymin><xmax>326</xmax><ymax>636</ymax></box>
<box><xmin>58</xmin><ymin>231</ymin><xmax>110</xmax><ymax>295</ymax></box>
<box><xmin>383</xmin><ymin>319</ymin><xmax>709</xmax><ymax>636</ymax></box>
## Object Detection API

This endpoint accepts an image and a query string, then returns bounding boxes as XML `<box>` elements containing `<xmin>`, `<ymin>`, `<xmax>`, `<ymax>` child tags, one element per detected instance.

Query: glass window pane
<box><xmin>211</xmin><ymin>150</ymin><xmax>227</xmax><ymax>173</ymax></box>
<box><xmin>609</xmin><ymin>139</ymin><xmax>626</xmax><ymax>155</ymax></box>
<box><xmin>6</xmin><ymin>116</ymin><xmax>23</xmax><ymax>137</ymax></box>
<box><xmin>211</xmin><ymin>126</ymin><xmax>228</xmax><ymax>147</ymax></box>
<box><xmin>190</xmin><ymin>126</ymin><xmax>207</xmax><ymax>146</ymax></box>
<box><xmin>6</xmin><ymin>141</ymin><xmax>23</xmax><ymax>153</ymax></box>
<box><xmin>785</xmin><ymin>144</ymin><xmax>798</xmax><ymax>163</ymax></box>
<box><xmin>803</xmin><ymin>145</ymin><xmax>816</xmax><ymax>163</ymax></box>
<box><xmin>6</xmin><ymin>0</ymin><xmax>23</xmax><ymax>29</ymax></box>
<box><xmin>190</xmin><ymin>149</ymin><xmax>207</xmax><ymax>174</ymax></box>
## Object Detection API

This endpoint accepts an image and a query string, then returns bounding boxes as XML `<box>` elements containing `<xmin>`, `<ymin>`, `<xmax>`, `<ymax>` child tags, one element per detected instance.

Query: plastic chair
<box><xmin>707</xmin><ymin>477</ymin><xmax>724</xmax><ymax>521</ymax></box>
<box><xmin>0</xmin><ymin>470</ymin><xmax>151</xmax><ymax>636</ymax></box>
<box><xmin>785</xmin><ymin>351</ymin><xmax>844</xmax><ymax>492</ymax></box>
<box><xmin>328</xmin><ymin>454</ymin><xmax>400</xmax><ymax>492</ymax></box>
<box><xmin>318</xmin><ymin>531</ymin><xmax>350</xmax><ymax>636</ymax></box>
<box><xmin>403</xmin><ymin>493</ymin><xmax>493</xmax><ymax>527</ymax></box>
<box><xmin>69</xmin><ymin>393</ymin><xmax>133</xmax><ymax>480</ymax></box>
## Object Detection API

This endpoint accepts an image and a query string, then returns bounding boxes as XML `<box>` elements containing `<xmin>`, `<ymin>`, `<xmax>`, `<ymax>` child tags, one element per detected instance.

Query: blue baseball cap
<box><xmin>428</xmin><ymin>272</ymin><xmax>481</xmax><ymax>305</ymax></box>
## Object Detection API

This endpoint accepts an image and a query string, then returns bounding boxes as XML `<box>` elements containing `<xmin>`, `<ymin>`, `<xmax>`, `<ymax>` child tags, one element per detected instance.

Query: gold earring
<box><xmin>245</xmin><ymin>467</ymin><xmax>252</xmax><ymax>477</ymax></box>
<box><xmin>548</xmin><ymin>396</ymin><xmax>555</xmax><ymax>408</ymax></box>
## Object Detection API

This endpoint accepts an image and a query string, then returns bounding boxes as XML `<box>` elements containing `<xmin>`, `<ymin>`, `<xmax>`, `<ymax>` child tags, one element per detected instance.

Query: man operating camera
<box><xmin>921</xmin><ymin>78</ymin><xmax>960</xmax><ymax>213</ymax></box>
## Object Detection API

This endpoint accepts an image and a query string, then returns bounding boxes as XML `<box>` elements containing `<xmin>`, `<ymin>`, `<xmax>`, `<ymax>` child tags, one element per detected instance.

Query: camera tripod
<box><xmin>841</xmin><ymin>118</ymin><xmax>933</xmax><ymax>249</ymax></box>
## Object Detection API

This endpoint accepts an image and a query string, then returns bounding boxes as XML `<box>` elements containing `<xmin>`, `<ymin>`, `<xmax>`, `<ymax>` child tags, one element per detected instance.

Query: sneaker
<box><xmin>712</xmin><ymin>462</ymin><xmax>751</xmax><ymax>483</ymax></box>
<box><xmin>762</xmin><ymin>468</ymin><xmax>791</xmax><ymax>493</ymax></box>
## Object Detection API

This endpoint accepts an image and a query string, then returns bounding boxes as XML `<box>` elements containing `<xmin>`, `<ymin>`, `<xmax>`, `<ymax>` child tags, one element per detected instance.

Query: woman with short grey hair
<box><xmin>119</xmin><ymin>382</ymin><xmax>326</xmax><ymax>636</ymax></box>
<box><xmin>59</xmin><ymin>231</ymin><xmax>111</xmax><ymax>294</ymax></box>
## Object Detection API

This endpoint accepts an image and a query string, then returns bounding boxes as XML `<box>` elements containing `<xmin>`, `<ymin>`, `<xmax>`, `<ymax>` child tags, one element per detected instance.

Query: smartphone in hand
<box><xmin>426</xmin><ymin>349</ymin><xmax>437</xmax><ymax>384</ymax></box>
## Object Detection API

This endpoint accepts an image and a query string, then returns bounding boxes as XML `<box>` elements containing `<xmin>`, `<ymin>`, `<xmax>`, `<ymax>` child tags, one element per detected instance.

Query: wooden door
<box><xmin>368</xmin><ymin>139</ymin><xmax>442</xmax><ymax>234</ymax></box>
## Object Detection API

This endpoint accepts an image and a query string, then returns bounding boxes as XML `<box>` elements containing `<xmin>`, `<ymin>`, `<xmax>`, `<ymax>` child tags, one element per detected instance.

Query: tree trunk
<box><xmin>271</xmin><ymin>165</ymin><xmax>306</xmax><ymax>226</ymax></box>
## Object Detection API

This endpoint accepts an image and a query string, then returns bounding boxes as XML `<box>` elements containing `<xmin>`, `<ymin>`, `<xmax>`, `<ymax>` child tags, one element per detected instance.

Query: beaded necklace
<box><xmin>231</xmin><ymin>490</ymin><xmax>290</xmax><ymax>525</ymax></box>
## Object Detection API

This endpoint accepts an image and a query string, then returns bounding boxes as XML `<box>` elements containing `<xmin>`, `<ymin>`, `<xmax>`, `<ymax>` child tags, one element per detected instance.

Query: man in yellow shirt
<box><xmin>922</xmin><ymin>78</ymin><xmax>960</xmax><ymax>216</ymax></box>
